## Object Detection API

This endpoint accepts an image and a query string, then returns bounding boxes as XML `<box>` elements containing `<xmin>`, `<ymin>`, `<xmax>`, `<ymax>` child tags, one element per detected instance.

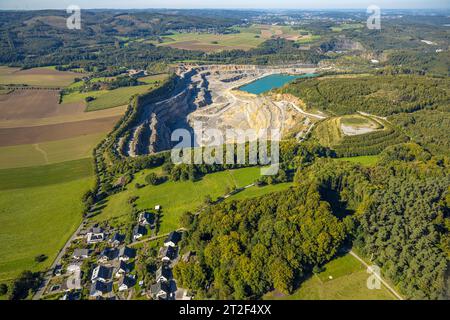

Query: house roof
<box><xmin>156</xmin><ymin>265</ymin><xmax>172</xmax><ymax>281</ymax></box>
<box><xmin>100</xmin><ymin>248</ymin><xmax>118</xmax><ymax>260</ymax></box>
<box><xmin>133</xmin><ymin>225</ymin><xmax>147</xmax><ymax>236</ymax></box>
<box><xmin>73</xmin><ymin>248</ymin><xmax>89</xmax><ymax>257</ymax></box>
<box><xmin>150</xmin><ymin>281</ymin><xmax>169</xmax><ymax>295</ymax></box>
<box><xmin>90</xmin><ymin>227</ymin><xmax>103</xmax><ymax>234</ymax></box>
<box><xmin>141</xmin><ymin>212</ymin><xmax>155</xmax><ymax>223</ymax></box>
<box><xmin>165</xmin><ymin>231</ymin><xmax>181</xmax><ymax>244</ymax></box>
<box><xmin>119</xmin><ymin>246</ymin><xmax>136</xmax><ymax>259</ymax></box>
<box><xmin>118</xmin><ymin>260</ymin><xmax>131</xmax><ymax>272</ymax></box>
<box><xmin>110</xmin><ymin>233</ymin><xmax>124</xmax><ymax>243</ymax></box>
<box><xmin>118</xmin><ymin>276</ymin><xmax>134</xmax><ymax>288</ymax></box>
<box><xmin>93</xmin><ymin>265</ymin><xmax>113</xmax><ymax>280</ymax></box>
<box><xmin>162</xmin><ymin>246</ymin><xmax>176</xmax><ymax>259</ymax></box>
<box><xmin>90</xmin><ymin>280</ymin><xmax>112</xmax><ymax>295</ymax></box>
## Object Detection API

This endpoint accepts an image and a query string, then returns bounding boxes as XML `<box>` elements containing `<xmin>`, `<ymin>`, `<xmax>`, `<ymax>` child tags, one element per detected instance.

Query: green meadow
<box><xmin>94</xmin><ymin>166</ymin><xmax>263</xmax><ymax>233</ymax></box>
<box><xmin>0</xmin><ymin>159</ymin><xmax>94</xmax><ymax>282</ymax></box>
<box><xmin>155</xmin><ymin>31</ymin><xmax>265</xmax><ymax>50</ymax></box>
<box><xmin>62</xmin><ymin>84</ymin><xmax>156</xmax><ymax>111</ymax></box>
<box><xmin>263</xmin><ymin>253</ymin><xmax>395</xmax><ymax>300</ymax></box>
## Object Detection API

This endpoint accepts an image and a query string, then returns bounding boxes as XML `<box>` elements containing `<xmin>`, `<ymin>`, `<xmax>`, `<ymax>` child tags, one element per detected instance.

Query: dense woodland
<box><xmin>176</xmin><ymin>144</ymin><xmax>450</xmax><ymax>300</ymax></box>
<box><xmin>280</xmin><ymin>75</ymin><xmax>450</xmax><ymax>116</ymax></box>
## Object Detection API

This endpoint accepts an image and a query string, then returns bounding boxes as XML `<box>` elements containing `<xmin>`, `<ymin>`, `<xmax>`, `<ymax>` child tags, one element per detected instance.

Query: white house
<box><xmin>91</xmin><ymin>265</ymin><xmax>113</xmax><ymax>283</ymax></box>
<box><xmin>86</xmin><ymin>227</ymin><xmax>104</xmax><ymax>244</ymax></box>
<box><xmin>139</xmin><ymin>212</ymin><xmax>154</xmax><ymax>226</ymax></box>
<box><xmin>73</xmin><ymin>248</ymin><xmax>89</xmax><ymax>260</ymax></box>
<box><xmin>164</xmin><ymin>231</ymin><xmax>181</xmax><ymax>247</ymax></box>
<box><xmin>161</xmin><ymin>246</ymin><xmax>176</xmax><ymax>262</ymax></box>
<box><xmin>115</xmin><ymin>261</ymin><xmax>131</xmax><ymax>278</ymax></box>
<box><xmin>156</xmin><ymin>265</ymin><xmax>172</xmax><ymax>283</ymax></box>
<box><xmin>90</xmin><ymin>280</ymin><xmax>112</xmax><ymax>298</ymax></box>
<box><xmin>133</xmin><ymin>225</ymin><xmax>147</xmax><ymax>241</ymax></box>
<box><xmin>150</xmin><ymin>281</ymin><xmax>169</xmax><ymax>300</ymax></box>
<box><xmin>118</xmin><ymin>246</ymin><xmax>136</xmax><ymax>262</ymax></box>
<box><xmin>118</xmin><ymin>276</ymin><xmax>134</xmax><ymax>292</ymax></box>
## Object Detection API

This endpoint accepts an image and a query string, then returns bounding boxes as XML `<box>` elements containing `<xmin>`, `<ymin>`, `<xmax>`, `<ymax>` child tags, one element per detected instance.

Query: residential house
<box><xmin>118</xmin><ymin>246</ymin><xmax>136</xmax><ymax>261</ymax></box>
<box><xmin>115</xmin><ymin>260</ymin><xmax>131</xmax><ymax>278</ymax></box>
<box><xmin>118</xmin><ymin>276</ymin><xmax>135</xmax><ymax>292</ymax></box>
<box><xmin>133</xmin><ymin>225</ymin><xmax>147</xmax><ymax>241</ymax></box>
<box><xmin>164</xmin><ymin>231</ymin><xmax>181</xmax><ymax>247</ymax></box>
<box><xmin>91</xmin><ymin>265</ymin><xmax>113</xmax><ymax>283</ymax></box>
<box><xmin>154</xmin><ymin>205</ymin><xmax>161</xmax><ymax>211</ymax></box>
<box><xmin>156</xmin><ymin>265</ymin><xmax>172</xmax><ymax>283</ymax></box>
<box><xmin>139</xmin><ymin>212</ymin><xmax>154</xmax><ymax>226</ymax></box>
<box><xmin>87</xmin><ymin>227</ymin><xmax>105</xmax><ymax>244</ymax></box>
<box><xmin>99</xmin><ymin>248</ymin><xmax>118</xmax><ymax>262</ymax></box>
<box><xmin>73</xmin><ymin>248</ymin><xmax>89</xmax><ymax>260</ymax></box>
<box><xmin>53</xmin><ymin>264</ymin><xmax>62</xmax><ymax>276</ymax></box>
<box><xmin>60</xmin><ymin>291</ymin><xmax>81</xmax><ymax>300</ymax></box>
<box><xmin>90</xmin><ymin>280</ymin><xmax>113</xmax><ymax>298</ymax></box>
<box><xmin>109</xmin><ymin>233</ymin><xmax>124</xmax><ymax>246</ymax></box>
<box><xmin>161</xmin><ymin>246</ymin><xmax>177</xmax><ymax>262</ymax></box>
<box><xmin>150</xmin><ymin>281</ymin><xmax>170</xmax><ymax>300</ymax></box>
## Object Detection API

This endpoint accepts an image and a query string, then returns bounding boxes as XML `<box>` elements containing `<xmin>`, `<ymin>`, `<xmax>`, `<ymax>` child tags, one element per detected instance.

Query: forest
<box><xmin>279</xmin><ymin>75</ymin><xmax>450</xmax><ymax>117</ymax></box>
<box><xmin>175</xmin><ymin>143</ymin><xmax>450</xmax><ymax>300</ymax></box>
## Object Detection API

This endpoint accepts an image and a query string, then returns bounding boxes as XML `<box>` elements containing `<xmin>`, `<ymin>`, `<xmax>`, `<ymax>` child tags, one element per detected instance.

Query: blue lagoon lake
<box><xmin>239</xmin><ymin>73</ymin><xmax>318</xmax><ymax>95</ymax></box>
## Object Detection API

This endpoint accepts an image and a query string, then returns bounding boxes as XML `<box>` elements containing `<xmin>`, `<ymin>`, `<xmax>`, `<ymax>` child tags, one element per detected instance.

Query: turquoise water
<box><xmin>239</xmin><ymin>73</ymin><xmax>318</xmax><ymax>95</ymax></box>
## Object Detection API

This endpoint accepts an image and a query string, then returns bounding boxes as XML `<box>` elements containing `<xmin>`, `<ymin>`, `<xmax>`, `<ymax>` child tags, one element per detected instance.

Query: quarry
<box><xmin>117</xmin><ymin>64</ymin><xmax>319</xmax><ymax>157</ymax></box>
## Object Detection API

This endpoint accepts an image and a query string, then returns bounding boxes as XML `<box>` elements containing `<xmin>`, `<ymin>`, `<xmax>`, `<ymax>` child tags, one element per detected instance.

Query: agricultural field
<box><xmin>0</xmin><ymin>133</ymin><xmax>106</xmax><ymax>169</ymax></box>
<box><xmin>263</xmin><ymin>253</ymin><xmax>396</xmax><ymax>300</ymax></box>
<box><xmin>0</xmin><ymin>89</ymin><xmax>84</xmax><ymax>121</ymax></box>
<box><xmin>94</xmin><ymin>166</ymin><xmax>262</xmax><ymax>233</ymax></box>
<box><xmin>0</xmin><ymin>66</ymin><xmax>81</xmax><ymax>87</ymax></box>
<box><xmin>0</xmin><ymin>116</ymin><xmax>121</xmax><ymax>146</ymax></box>
<box><xmin>62</xmin><ymin>83</ymin><xmax>158</xmax><ymax>111</ymax></box>
<box><xmin>331</xmin><ymin>23</ymin><xmax>364</xmax><ymax>32</ymax></box>
<box><xmin>0</xmin><ymin>159</ymin><xmax>94</xmax><ymax>282</ymax></box>
<box><xmin>154</xmin><ymin>31</ymin><xmax>265</xmax><ymax>51</ymax></box>
<box><xmin>153</xmin><ymin>24</ymin><xmax>319</xmax><ymax>52</ymax></box>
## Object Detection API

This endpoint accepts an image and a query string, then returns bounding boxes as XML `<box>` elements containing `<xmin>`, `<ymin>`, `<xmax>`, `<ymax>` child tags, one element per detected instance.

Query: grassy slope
<box><xmin>0</xmin><ymin>133</ymin><xmax>106</xmax><ymax>169</ymax></box>
<box><xmin>0</xmin><ymin>160</ymin><xmax>94</xmax><ymax>282</ymax></box>
<box><xmin>264</xmin><ymin>253</ymin><xmax>395</xmax><ymax>300</ymax></box>
<box><xmin>94</xmin><ymin>167</ymin><xmax>262</xmax><ymax>233</ymax></box>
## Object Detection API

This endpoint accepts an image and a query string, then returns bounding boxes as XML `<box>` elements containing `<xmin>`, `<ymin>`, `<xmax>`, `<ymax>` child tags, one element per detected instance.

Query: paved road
<box><xmin>33</xmin><ymin>220</ymin><xmax>85</xmax><ymax>300</ymax></box>
<box><xmin>287</xmin><ymin>101</ymin><xmax>327</xmax><ymax>119</ymax></box>
<box><xmin>349</xmin><ymin>250</ymin><xmax>404</xmax><ymax>300</ymax></box>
